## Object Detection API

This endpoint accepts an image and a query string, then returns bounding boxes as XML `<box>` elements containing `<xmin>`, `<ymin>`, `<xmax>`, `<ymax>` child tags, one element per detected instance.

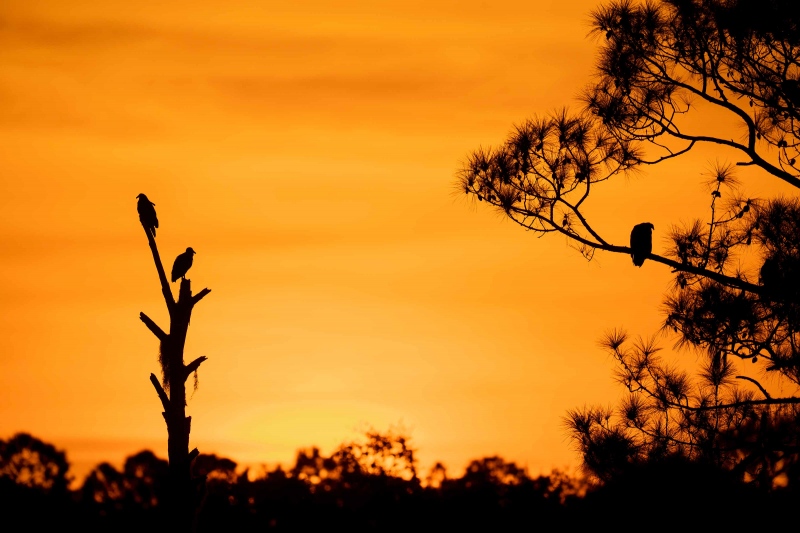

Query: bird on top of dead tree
<box><xmin>630</xmin><ymin>222</ymin><xmax>654</xmax><ymax>267</ymax></box>
<box><xmin>136</xmin><ymin>194</ymin><xmax>159</xmax><ymax>237</ymax></box>
<box><xmin>171</xmin><ymin>247</ymin><xmax>196</xmax><ymax>282</ymax></box>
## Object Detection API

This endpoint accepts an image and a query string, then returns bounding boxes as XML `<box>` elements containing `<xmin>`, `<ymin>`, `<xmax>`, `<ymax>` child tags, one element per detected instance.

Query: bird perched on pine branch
<box><xmin>136</xmin><ymin>193</ymin><xmax>159</xmax><ymax>237</ymax></box>
<box><xmin>171</xmin><ymin>247</ymin><xmax>196</xmax><ymax>282</ymax></box>
<box><xmin>630</xmin><ymin>222</ymin><xmax>654</xmax><ymax>267</ymax></box>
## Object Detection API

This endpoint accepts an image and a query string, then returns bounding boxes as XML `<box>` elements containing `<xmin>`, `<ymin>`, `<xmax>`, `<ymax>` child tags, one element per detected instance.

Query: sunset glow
<box><xmin>2</xmin><ymin>0</ymin><xmax>796</xmax><ymax>485</ymax></box>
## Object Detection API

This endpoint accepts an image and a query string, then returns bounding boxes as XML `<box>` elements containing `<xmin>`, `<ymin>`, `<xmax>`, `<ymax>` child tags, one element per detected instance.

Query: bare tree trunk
<box><xmin>139</xmin><ymin>224</ymin><xmax>210</xmax><ymax>532</ymax></box>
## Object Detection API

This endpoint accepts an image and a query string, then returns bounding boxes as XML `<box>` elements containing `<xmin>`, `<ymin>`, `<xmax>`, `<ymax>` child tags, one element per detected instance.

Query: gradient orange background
<box><xmin>2</xmin><ymin>0</ymin><xmax>793</xmax><ymax>484</ymax></box>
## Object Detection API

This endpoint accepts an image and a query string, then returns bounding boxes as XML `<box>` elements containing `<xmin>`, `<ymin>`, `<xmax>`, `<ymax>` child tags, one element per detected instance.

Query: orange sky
<box><xmin>2</xmin><ymin>0</ymin><xmax>796</xmax><ymax>484</ymax></box>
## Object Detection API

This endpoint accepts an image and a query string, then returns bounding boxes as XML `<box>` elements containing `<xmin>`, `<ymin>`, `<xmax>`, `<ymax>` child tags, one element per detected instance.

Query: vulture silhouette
<box><xmin>136</xmin><ymin>194</ymin><xmax>158</xmax><ymax>237</ymax></box>
<box><xmin>782</xmin><ymin>79</ymin><xmax>800</xmax><ymax>108</ymax></box>
<box><xmin>759</xmin><ymin>257</ymin><xmax>779</xmax><ymax>289</ymax></box>
<box><xmin>630</xmin><ymin>222</ymin><xmax>654</xmax><ymax>267</ymax></box>
<box><xmin>171</xmin><ymin>247</ymin><xmax>196</xmax><ymax>282</ymax></box>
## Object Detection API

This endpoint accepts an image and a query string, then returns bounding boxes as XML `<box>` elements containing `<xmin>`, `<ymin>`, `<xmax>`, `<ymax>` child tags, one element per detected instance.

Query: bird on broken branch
<box><xmin>171</xmin><ymin>247</ymin><xmax>196</xmax><ymax>282</ymax></box>
<box><xmin>630</xmin><ymin>222</ymin><xmax>654</xmax><ymax>267</ymax></box>
<box><xmin>136</xmin><ymin>193</ymin><xmax>159</xmax><ymax>237</ymax></box>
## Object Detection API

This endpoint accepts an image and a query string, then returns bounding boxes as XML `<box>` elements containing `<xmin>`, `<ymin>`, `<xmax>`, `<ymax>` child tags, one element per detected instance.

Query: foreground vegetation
<box><xmin>1</xmin><ymin>430</ymin><xmax>796</xmax><ymax>531</ymax></box>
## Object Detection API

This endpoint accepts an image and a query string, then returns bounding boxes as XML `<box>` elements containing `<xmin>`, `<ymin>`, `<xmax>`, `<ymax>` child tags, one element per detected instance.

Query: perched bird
<box><xmin>171</xmin><ymin>247</ymin><xmax>196</xmax><ymax>282</ymax></box>
<box><xmin>781</xmin><ymin>79</ymin><xmax>800</xmax><ymax>108</ymax></box>
<box><xmin>630</xmin><ymin>222</ymin><xmax>655</xmax><ymax>267</ymax></box>
<box><xmin>759</xmin><ymin>257</ymin><xmax>779</xmax><ymax>289</ymax></box>
<box><xmin>136</xmin><ymin>194</ymin><xmax>159</xmax><ymax>237</ymax></box>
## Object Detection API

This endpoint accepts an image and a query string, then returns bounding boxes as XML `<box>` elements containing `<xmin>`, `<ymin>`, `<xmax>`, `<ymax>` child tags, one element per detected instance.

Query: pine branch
<box><xmin>736</xmin><ymin>375</ymin><xmax>773</xmax><ymax>399</ymax></box>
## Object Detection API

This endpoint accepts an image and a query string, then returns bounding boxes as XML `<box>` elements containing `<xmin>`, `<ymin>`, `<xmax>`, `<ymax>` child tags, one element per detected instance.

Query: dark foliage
<box><xmin>574</xmin><ymin>454</ymin><xmax>792</xmax><ymax>529</ymax></box>
<box><xmin>0</xmin><ymin>430</ymin><xmax>592</xmax><ymax>531</ymax></box>
<box><xmin>0</xmin><ymin>432</ymin><xmax>71</xmax><ymax>493</ymax></box>
<box><xmin>586</xmin><ymin>0</ymin><xmax>800</xmax><ymax>184</ymax></box>
<box><xmin>4</xmin><ymin>428</ymin><xmax>799</xmax><ymax>530</ymax></box>
<box><xmin>0</xmin><ymin>433</ymin><xmax>73</xmax><ymax>530</ymax></box>
<box><xmin>458</xmin><ymin>0</ymin><xmax>800</xmax><ymax>499</ymax></box>
<box><xmin>564</xmin><ymin>1</ymin><xmax>800</xmax><ymax>490</ymax></box>
<box><xmin>457</xmin><ymin>110</ymin><xmax>640</xmax><ymax>261</ymax></box>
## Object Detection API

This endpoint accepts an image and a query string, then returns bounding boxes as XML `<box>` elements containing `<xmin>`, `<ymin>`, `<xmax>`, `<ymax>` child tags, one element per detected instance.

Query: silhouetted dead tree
<box><xmin>138</xmin><ymin>197</ymin><xmax>210</xmax><ymax>532</ymax></box>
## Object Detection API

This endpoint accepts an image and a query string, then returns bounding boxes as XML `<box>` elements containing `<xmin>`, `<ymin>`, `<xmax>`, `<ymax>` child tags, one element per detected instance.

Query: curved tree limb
<box><xmin>736</xmin><ymin>375</ymin><xmax>773</xmax><ymax>400</ymax></box>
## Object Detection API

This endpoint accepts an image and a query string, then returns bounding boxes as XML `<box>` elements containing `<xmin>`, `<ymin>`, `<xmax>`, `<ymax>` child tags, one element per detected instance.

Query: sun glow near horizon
<box><xmin>4</xmin><ymin>0</ymin><xmax>791</xmax><ymax>489</ymax></box>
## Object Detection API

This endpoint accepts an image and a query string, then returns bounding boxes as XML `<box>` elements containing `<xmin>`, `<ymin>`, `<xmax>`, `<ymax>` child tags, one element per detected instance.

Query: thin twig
<box><xmin>736</xmin><ymin>375</ymin><xmax>773</xmax><ymax>399</ymax></box>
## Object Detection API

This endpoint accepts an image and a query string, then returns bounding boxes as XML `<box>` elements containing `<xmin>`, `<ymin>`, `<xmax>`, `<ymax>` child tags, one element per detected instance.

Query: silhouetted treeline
<box><xmin>1</xmin><ymin>430</ymin><xmax>796</xmax><ymax>531</ymax></box>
